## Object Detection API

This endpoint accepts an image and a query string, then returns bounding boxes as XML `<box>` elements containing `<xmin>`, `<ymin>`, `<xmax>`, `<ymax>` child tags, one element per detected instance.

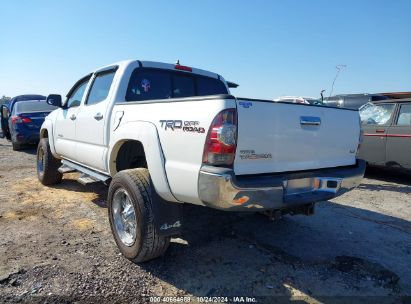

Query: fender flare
<box><xmin>108</xmin><ymin>121</ymin><xmax>178</xmax><ymax>203</ymax></box>
<box><xmin>40</xmin><ymin>120</ymin><xmax>59</xmax><ymax>158</ymax></box>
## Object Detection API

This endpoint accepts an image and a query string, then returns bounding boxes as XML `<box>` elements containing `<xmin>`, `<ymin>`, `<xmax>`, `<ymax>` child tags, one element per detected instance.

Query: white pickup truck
<box><xmin>37</xmin><ymin>60</ymin><xmax>365</xmax><ymax>262</ymax></box>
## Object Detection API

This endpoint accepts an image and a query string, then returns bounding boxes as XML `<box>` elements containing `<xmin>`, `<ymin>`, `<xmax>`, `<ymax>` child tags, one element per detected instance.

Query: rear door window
<box><xmin>86</xmin><ymin>71</ymin><xmax>116</xmax><ymax>105</ymax></box>
<box><xmin>396</xmin><ymin>104</ymin><xmax>411</xmax><ymax>126</ymax></box>
<box><xmin>66</xmin><ymin>77</ymin><xmax>91</xmax><ymax>108</ymax></box>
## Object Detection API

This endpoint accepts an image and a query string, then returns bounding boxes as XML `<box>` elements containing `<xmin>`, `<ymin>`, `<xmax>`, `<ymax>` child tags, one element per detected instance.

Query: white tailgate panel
<box><xmin>234</xmin><ymin>101</ymin><xmax>360</xmax><ymax>175</ymax></box>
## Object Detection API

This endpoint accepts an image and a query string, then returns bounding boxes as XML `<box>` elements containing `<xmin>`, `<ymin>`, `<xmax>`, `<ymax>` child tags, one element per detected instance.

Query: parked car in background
<box><xmin>358</xmin><ymin>98</ymin><xmax>411</xmax><ymax>171</ymax></box>
<box><xmin>1</xmin><ymin>94</ymin><xmax>46</xmax><ymax>141</ymax></box>
<box><xmin>323</xmin><ymin>93</ymin><xmax>389</xmax><ymax>110</ymax></box>
<box><xmin>1</xmin><ymin>97</ymin><xmax>56</xmax><ymax>150</ymax></box>
<box><xmin>274</xmin><ymin>96</ymin><xmax>324</xmax><ymax>105</ymax></box>
<box><xmin>7</xmin><ymin>94</ymin><xmax>46</xmax><ymax>114</ymax></box>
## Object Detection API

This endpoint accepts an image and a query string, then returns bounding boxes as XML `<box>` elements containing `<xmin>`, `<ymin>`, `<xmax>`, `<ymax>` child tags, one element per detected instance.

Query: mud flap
<box><xmin>151</xmin><ymin>187</ymin><xmax>183</xmax><ymax>237</ymax></box>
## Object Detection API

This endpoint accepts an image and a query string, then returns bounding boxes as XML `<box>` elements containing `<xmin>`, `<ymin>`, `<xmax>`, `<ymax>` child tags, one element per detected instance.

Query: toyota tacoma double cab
<box><xmin>37</xmin><ymin>60</ymin><xmax>365</xmax><ymax>262</ymax></box>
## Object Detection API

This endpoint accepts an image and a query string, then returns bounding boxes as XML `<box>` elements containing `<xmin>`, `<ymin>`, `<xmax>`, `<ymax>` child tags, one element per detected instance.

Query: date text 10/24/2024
<box><xmin>149</xmin><ymin>296</ymin><xmax>258</xmax><ymax>303</ymax></box>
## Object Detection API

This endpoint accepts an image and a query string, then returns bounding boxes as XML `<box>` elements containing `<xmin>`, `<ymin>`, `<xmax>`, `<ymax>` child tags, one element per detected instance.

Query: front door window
<box><xmin>66</xmin><ymin>78</ymin><xmax>90</xmax><ymax>108</ymax></box>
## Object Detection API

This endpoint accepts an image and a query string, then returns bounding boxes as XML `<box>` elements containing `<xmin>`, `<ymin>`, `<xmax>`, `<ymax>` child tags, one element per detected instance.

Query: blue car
<box><xmin>1</xmin><ymin>95</ymin><xmax>57</xmax><ymax>150</ymax></box>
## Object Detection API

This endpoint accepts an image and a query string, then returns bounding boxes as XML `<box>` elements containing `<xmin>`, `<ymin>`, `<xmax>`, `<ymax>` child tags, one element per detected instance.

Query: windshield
<box><xmin>15</xmin><ymin>100</ymin><xmax>57</xmax><ymax>114</ymax></box>
<box><xmin>359</xmin><ymin>103</ymin><xmax>395</xmax><ymax>125</ymax></box>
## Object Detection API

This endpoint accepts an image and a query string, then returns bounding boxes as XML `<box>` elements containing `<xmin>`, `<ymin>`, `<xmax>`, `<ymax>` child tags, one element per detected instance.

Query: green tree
<box><xmin>0</xmin><ymin>95</ymin><xmax>11</xmax><ymax>106</ymax></box>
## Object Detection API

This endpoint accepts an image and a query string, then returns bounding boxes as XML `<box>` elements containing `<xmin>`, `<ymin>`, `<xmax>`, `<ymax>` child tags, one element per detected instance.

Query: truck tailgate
<box><xmin>234</xmin><ymin>99</ymin><xmax>360</xmax><ymax>175</ymax></box>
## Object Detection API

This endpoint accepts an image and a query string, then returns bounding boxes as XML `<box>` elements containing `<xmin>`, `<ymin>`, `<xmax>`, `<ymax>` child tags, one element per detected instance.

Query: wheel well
<box><xmin>40</xmin><ymin>129</ymin><xmax>48</xmax><ymax>138</ymax></box>
<box><xmin>115</xmin><ymin>141</ymin><xmax>147</xmax><ymax>172</ymax></box>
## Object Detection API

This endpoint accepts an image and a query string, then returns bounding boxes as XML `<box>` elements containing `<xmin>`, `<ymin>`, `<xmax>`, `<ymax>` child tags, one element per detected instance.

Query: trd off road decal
<box><xmin>159</xmin><ymin>120</ymin><xmax>205</xmax><ymax>133</ymax></box>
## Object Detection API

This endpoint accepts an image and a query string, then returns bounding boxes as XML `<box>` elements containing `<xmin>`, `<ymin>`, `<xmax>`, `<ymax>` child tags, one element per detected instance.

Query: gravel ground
<box><xmin>0</xmin><ymin>138</ymin><xmax>410</xmax><ymax>303</ymax></box>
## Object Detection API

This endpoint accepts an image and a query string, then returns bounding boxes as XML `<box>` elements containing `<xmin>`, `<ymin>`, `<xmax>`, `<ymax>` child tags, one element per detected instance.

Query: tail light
<box><xmin>203</xmin><ymin>108</ymin><xmax>237</xmax><ymax>166</ymax></box>
<box><xmin>11</xmin><ymin>116</ymin><xmax>32</xmax><ymax>124</ymax></box>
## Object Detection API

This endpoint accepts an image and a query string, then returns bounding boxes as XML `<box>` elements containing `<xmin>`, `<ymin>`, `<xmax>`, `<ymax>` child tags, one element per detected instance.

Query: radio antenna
<box><xmin>329</xmin><ymin>65</ymin><xmax>346</xmax><ymax>98</ymax></box>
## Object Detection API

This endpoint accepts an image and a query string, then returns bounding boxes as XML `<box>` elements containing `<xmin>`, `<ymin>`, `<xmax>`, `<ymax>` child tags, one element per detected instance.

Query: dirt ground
<box><xmin>0</xmin><ymin>138</ymin><xmax>410</xmax><ymax>303</ymax></box>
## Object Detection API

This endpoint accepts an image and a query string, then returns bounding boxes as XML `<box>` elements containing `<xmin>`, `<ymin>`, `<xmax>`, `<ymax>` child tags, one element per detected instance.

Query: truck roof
<box><xmin>94</xmin><ymin>60</ymin><xmax>221</xmax><ymax>80</ymax></box>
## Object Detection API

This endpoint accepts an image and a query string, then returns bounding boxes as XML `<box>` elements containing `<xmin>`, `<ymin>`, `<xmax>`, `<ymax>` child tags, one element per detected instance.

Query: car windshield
<box><xmin>15</xmin><ymin>100</ymin><xmax>57</xmax><ymax>114</ymax></box>
<box><xmin>360</xmin><ymin>102</ymin><xmax>395</xmax><ymax>125</ymax></box>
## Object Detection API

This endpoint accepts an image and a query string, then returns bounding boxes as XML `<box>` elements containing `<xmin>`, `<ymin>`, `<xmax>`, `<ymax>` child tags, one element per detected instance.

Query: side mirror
<box><xmin>46</xmin><ymin>94</ymin><xmax>63</xmax><ymax>108</ymax></box>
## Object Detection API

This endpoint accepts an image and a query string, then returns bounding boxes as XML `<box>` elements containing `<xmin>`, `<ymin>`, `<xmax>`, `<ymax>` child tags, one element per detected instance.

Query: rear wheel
<box><xmin>108</xmin><ymin>168</ymin><xmax>170</xmax><ymax>263</ymax></box>
<box><xmin>12</xmin><ymin>141</ymin><xmax>22</xmax><ymax>151</ymax></box>
<box><xmin>37</xmin><ymin>138</ymin><xmax>62</xmax><ymax>185</ymax></box>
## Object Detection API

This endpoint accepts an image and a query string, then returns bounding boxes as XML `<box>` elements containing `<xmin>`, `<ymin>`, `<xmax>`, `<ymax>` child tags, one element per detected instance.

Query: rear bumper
<box><xmin>12</xmin><ymin>127</ymin><xmax>40</xmax><ymax>144</ymax></box>
<box><xmin>14</xmin><ymin>132</ymin><xmax>39</xmax><ymax>144</ymax></box>
<box><xmin>198</xmin><ymin>160</ymin><xmax>366</xmax><ymax>211</ymax></box>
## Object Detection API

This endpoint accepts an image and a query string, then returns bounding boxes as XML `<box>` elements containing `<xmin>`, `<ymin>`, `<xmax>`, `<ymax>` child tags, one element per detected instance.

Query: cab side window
<box><xmin>396</xmin><ymin>104</ymin><xmax>411</xmax><ymax>126</ymax></box>
<box><xmin>66</xmin><ymin>78</ymin><xmax>90</xmax><ymax>108</ymax></box>
<box><xmin>360</xmin><ymin>104</ymin><xmax>395</xmax><ymax>125</ymax></box>
<box><xmin>86</xmin><ymin>71</ymin><xmax>116</xmax><ymax>105</ymax></box>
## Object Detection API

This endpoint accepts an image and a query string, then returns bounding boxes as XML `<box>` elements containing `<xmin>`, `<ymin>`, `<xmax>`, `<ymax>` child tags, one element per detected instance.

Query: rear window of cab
<box><xmin>125</xmin><ymin>68</ymin><xmax>228</xmax><ymax>102</ymax></box>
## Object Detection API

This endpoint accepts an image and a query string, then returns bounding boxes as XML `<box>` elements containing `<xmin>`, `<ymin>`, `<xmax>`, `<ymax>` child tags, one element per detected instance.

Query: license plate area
<box><xmin>284</xmin><ymin>177</ymin><xmax>342</xmax><ymax>195</ymax></box>
<box><xmin>284</xmin><ymin>177</ymin><xmax>319</xmax><ymax>195</ymax></box>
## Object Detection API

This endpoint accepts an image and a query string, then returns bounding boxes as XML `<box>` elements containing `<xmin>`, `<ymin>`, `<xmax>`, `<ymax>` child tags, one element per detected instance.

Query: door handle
<box><xmin>376</xmin><ymin>129</ymin><xmax>385</xmax><ymax>133</ymax></box>
<box><xmin>70</xmin><ymin>114</ymin><xmax>76</xmax><ymax>121</ymax></box>
<box><xmin>300</xmin><ymin>116</ymin><xmax>321</xmax><ymax>126</ymax></box>
<box><xmin>94</xmin><ymin>113</ymin><xmax>103</xmax><ymax>120</ymax></box>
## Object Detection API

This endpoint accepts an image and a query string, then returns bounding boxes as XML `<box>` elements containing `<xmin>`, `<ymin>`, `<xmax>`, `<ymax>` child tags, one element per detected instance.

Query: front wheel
<box><xmin>108</xmin><ymin>168</ymin><xmax>170</xmax><ymax>263</ymax></box>
<box><xmin>37</xmin><ymin>138</ymin><xmax>62</xmax><ymax>185</ymax></box>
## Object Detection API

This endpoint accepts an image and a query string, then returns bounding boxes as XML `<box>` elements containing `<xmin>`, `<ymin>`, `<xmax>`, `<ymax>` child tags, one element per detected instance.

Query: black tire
<box><xmin>37</xmin><ymin>138</ymin><xmax>62</xmax><ymax>185</ymax></box>
<box><xmin>12</xmin><ymin>141</ymin><xmax>22</xmax><ymax>151</ymax></box>
<box><xmin>108</xmin><ymin>168</ymin><xmax>170</xmax><ymax>263</ymax></box>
